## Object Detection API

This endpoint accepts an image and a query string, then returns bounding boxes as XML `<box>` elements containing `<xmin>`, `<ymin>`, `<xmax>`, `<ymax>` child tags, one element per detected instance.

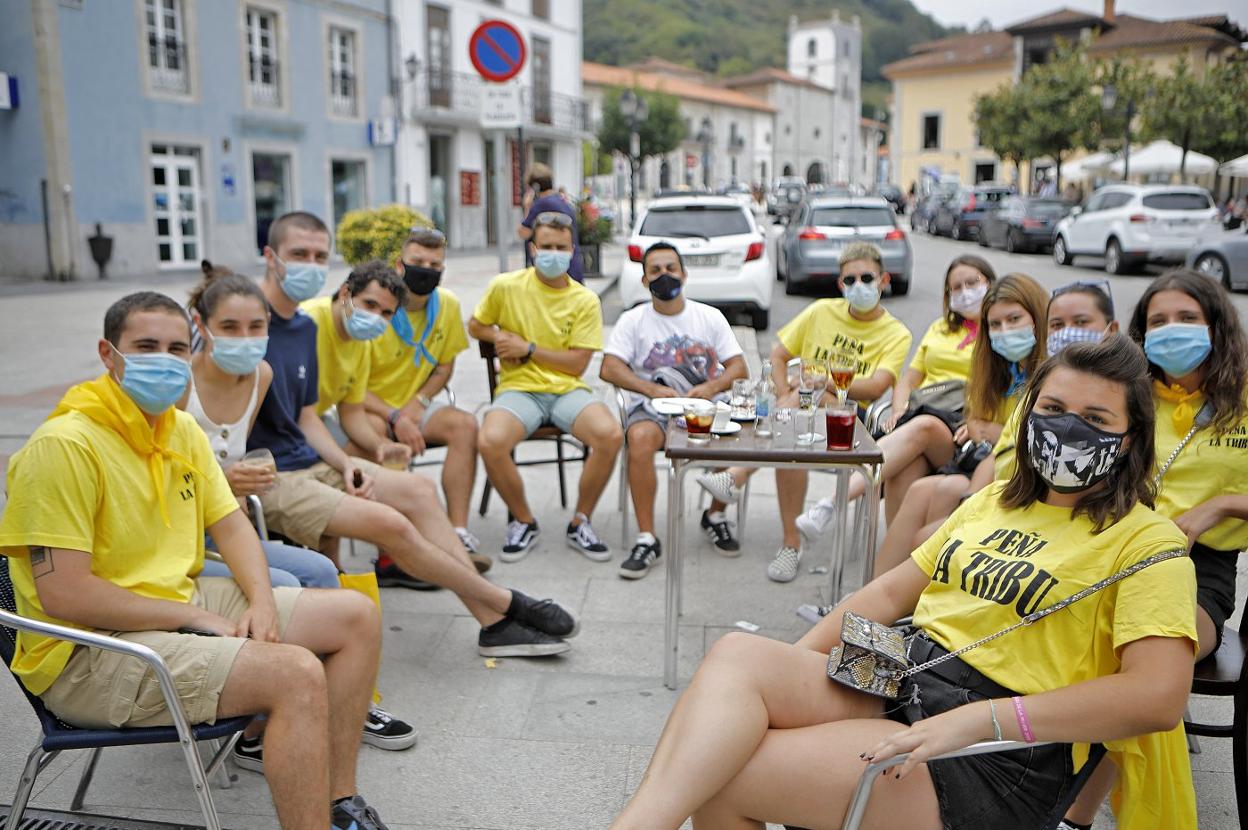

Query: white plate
<box><xmin>711</xmin><ymin>422</ymin><xmax>742</xmax><ymax>435</ymax></box>
<box><xmin>652</xmin><ymin>397</ymin><xmax>705</xmax><ymax>416</ymax></box>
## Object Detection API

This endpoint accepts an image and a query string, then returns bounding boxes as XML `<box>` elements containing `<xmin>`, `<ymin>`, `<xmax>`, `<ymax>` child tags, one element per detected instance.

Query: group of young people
<box><xmin>3</xmin><ymin>192</ymin><xmax>1246</xmax><ymax>829</ymax></box>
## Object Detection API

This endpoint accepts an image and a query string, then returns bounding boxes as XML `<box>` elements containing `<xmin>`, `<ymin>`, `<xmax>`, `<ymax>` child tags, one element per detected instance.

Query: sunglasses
<box><xmin>841</xmin><ymin>272</ymin><xmax>879</xmax><ymax>286</ymax></box>
<box><xmin>408</xmin><ymin>226</ymin><xmax>446</xmax><ymax>245</ymax></box>
<box><xmin>534</xmin><ymin>211</ymin><xmax>573</xmax><ymax>228</ymax></box>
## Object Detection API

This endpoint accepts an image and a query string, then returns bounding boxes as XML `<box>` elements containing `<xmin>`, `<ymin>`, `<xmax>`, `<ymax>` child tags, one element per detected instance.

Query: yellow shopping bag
<box><xmin>338</xmin><ymin>570</ymin><xmax>384</xmax><ymax>705</ymax></box>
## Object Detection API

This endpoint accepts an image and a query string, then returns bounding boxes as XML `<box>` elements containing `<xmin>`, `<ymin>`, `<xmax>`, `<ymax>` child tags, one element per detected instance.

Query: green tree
<box><xmin>596</xmin><ymin>86</ymin><xmax>686</xmax><ymax>162</ymax></box>
<box><xmin>973</xmin><ymin>83</ymin><xmax>1029</xmax><ymax>186</ymax></box>
<box><xmin>1138</xmin><ymin>56</ymin><xmax>1248</xmax><ymax>180</ymax></box>
<box><xmin>1014</xmin><ymin>43</ymin><xmax>1100</xmax><ymax>189</ymax></box>
<box><xmin>1198</xmin><ymin>57</ymin><xmax>1248</xmax><ymax>164</ymax></box>
<box><xmin>1090</xmin><ymin>56</ymin><xmax>1155</xmax><ymax>156</ymax></box>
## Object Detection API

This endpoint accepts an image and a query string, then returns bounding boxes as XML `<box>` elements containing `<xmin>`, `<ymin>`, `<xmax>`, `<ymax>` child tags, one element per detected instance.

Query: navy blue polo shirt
<box><xmin>247</xmin><ymin>305</ymin><xmax>321</xmax><ymax>471</ymax></box>
<box><xmin>522</xmin><ymin>193</ymin><xmax>583</xmax><ymax>283</ymax></box>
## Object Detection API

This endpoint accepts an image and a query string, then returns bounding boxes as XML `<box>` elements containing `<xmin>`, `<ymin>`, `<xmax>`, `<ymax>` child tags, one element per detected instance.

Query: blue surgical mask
<box><xmin>209</xmin><ymin>335</ymin><xmax>269</xmax><ymax>375</ymax></box>
<box><xmin>1144</xmin><ymin>323</ymin><xmax>1211</xmax><ymax>378</ymax></box>
<box><xmin>344</xmin><ymin>298</ymin><xmax>388</xmax><ymax>341</ymax></box>
<box><xmin>110</xmin><ymin>345</ymin><xmax>192</xmax><ymax>415</ymax></box>
<box><xmin>534</xmin><ymin>250</ymin><xmax>572</xmax><ymax>279</ymax></box>
<box><xmin>1046</xmin><ymin>325</ymin><xmax>1105</xmax><ymax>357</ymax></box>
<box><xmin>990</xmin><ymin>327</ymin><xmax>1036</xmax><ymax>362</ymax></box>
<box><xmin>278</xmin><ymin>258</ymin><xmax>328</xmax><ymax>302</ymax></box>
<box><xmin>844</xmin><ymin>280</ymin><xmax>880</xmax><ymax>313</ymax></box>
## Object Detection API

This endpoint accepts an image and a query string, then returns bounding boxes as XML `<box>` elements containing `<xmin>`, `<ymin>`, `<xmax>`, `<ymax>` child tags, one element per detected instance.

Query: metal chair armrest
<box><xmin>863</xmin><ymin>396</ymin><xmax>893</xmax><ymax>435</ymax></box>
<box><xmin>439</xmin><ymin>387</ymin><xmax>457</xmax><ymax>408</ymax></box>
<box><xmin>245</xmin><ymin>495</ymin><xmax>268</xmax><ymax>541</ymax></box>
<box><xmin>612</xmin><ymin>386</ymin><xmax>629</xmax><ymax>430</ymax></box>
<box><xmin>842</xmin><ymin>740</ymin><xmax>1045</xmax><ymax>830</ymax></box>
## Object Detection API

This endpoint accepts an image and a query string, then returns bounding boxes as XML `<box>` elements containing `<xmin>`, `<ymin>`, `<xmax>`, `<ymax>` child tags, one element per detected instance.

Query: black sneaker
<box><xmin>374</xmin><ymin>558</ymin><xmax>440</xmax><ymax>591</ymax></box>
<box><xmin>332</xmin><ymin>794</ymin><xmax>389</xmax><ymax>830</ymax></box>
<box><xmin>508</xmin><ymin>589</ymin><xmax>578</xmax><ymax>637</ymax></box>
<box><xmin>478</xmin><ymin>617</ymin><xmax>570</xmax><ymax>657</ymax></box>
<box><xmin>501</xmin><ymin>520</ymin><xmax>540</xmax><ymax>563</ymax></box>
<box><xmin>362</xmin><ymin>704</ymin><xmax>417</xmax><ymax>750</ymax></box>
<box><xmin>232</xmin><ymin>734</ymin><xmax>263</xmax><ymax>773</ymax></box>
<box><xmin>701</xmin><ymin>510</ymin><xmax>740</xmax><ymax>555</ymax></box>
<box><xmin>619</xmin><ymin>537</ymin><xmax>662</xmax><ymax>580</ymax></box>
<box><xmin>566</xmin><ymin>515</ymin><xmax>610</xmax><ymax>562</ymax></box>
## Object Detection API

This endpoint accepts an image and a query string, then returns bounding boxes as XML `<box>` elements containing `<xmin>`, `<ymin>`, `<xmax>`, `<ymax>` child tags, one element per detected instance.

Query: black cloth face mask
<box><xmin>403</xmin><ymin>264</ymin><xmax>442</xmax><ymax>296</ymax></box>
<box><xmin>648</xmin><ymin>273</ymin><xmax>682</xmax><ymax>301</ymax></box>
<box><xmin>1026</xmin><ymin>411</ymin><xmax>1125</xmax><ymax>494</ymax></box>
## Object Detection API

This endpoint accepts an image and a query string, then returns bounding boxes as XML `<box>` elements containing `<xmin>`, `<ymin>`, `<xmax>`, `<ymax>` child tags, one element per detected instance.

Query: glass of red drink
<box><xmin>825</xmin><ymin>405</ymin><xmax>856</xmax><ymax>451</ymax></box>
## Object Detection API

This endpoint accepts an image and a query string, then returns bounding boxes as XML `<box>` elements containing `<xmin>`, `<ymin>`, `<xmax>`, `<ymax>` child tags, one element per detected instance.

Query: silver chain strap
<box><xmin>1153</xmin><ymin>422</ymin><xmax>1202</xmax><ymax>489</ymax></box>
<box><xmin>897</xmin><ymin>548</ymin><xmax>1187</xmax><ymax>680</ymax></box>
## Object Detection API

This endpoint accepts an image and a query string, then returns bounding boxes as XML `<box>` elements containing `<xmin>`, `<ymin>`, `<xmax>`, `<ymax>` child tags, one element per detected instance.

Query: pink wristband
<box><xmin>1012</xmin><ymin>696</ymin><xmax>1035</xmax><ymax>743</ymax></box>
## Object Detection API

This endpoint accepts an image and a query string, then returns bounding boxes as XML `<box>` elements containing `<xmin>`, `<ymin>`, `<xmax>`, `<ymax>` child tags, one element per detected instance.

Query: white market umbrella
<box><xmin>1063</xmin><ymin>151</ymin><xmax>1114</xmax><ymax>179</ymax></box>
<box><xmin>1220</xmin><ymin>154</ymin><xmax>1248</xmax><ymax>177</ymax></box>
<box><xmin>1109</xmin><ymin>140</ymin><xmax>1216</xmax><ymax>176</ymax></box>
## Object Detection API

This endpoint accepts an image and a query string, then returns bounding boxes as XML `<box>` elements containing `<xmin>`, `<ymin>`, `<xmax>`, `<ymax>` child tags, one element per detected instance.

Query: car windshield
<box><xmin>1142</xmin><ymin>193</ymin><xmax>1213</xmax><ymax>211</ymax></box>
<box><xmin>809</xmin><ymin>207</ymin><xmax>895</xmax><ymax>227</ymax></box>
<box><xmin>640</xmin><ymin>206</ymin><xmax>752</xmax><ymax>238</ymax></box>
<box><xmin>1027</xmin><ymin>200</ymin><xmax>1068</xmax><ymax>217</ymax></box>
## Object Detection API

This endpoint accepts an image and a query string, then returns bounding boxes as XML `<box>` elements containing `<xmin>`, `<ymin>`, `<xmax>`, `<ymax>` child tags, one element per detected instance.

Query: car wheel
<box><xmin>1195</xmin><ymin>252</ymin><xmax>1230</xmax><ymax>289</ymax></box>
<box><xmin>927</xmin><ymin>217</ymin><xmax>937</xmax><ymax>235</ymax></box>
<box><xmin>890</xmin><ymin>277</ymin><xmax>910</xmax><ymax>296</ymax></box>
<box><xmin>1053</xmin><ymin>235</ymin><xmax>1072</xmax><ymax>266</ymax></box>
<box><xmin>751</xmin><ymin>308</ymin><xmax>770</xmax><ymax>330</ymax></box>
<box><xmin>951</xmin><ymin>221</ymin><xmax>963</xmax><ymax>241</ymax></box>
<box><xmin>1005</xmin><ymin>229</ymin><xmax>1019</xmax><ymax>254</ymax></box>
<box><xmin>777</xmin><ymin>247</ymin><xmax>787</xmax><ymax>280</ymax></box>
<box><xmin>1104</xmin><ymin>238</ymin><xmax>1126</xmax><ymax>275</ymax></box>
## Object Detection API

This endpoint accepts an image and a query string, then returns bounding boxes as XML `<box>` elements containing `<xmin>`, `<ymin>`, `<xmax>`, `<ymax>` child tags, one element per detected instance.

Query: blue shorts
<box><xmin>489</xmin><ymin>388</ymin><xmax>599</xmax><ymax>437</ymax></box>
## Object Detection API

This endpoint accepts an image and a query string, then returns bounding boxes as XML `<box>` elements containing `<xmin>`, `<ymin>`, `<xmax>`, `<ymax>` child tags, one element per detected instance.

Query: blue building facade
<box><xmin>0</xmin><ymin>0</ymin><xmax>395</xmax><ymax>280</ymax></box>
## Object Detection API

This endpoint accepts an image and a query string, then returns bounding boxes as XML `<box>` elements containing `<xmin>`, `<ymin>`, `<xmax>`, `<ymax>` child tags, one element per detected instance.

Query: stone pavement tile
<box><xmin>520</xmin><ymin>672</ymin><xmax>678</xmax><ymax>746</ymax></box>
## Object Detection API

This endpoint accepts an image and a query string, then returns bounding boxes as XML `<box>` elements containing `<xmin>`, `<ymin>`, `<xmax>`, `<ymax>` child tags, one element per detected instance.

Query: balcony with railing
<box><xmin>406</xmin><ymin>67</ymin><xmax>590</xmax><ymax>134</ymax></box>
<box><xmin>330</xmin><ymin>71</ymin><xmax>357</xmax><ymax>117</ymax></box>
<box><xmin>248</xmin><ymin>55</ymin><xmax>281</xmax><ymax>107</ymax></box>
<box><xmin>147</xmin><ymin>35</ymin><xmax>188</xmax><ymax>94</ymax></box>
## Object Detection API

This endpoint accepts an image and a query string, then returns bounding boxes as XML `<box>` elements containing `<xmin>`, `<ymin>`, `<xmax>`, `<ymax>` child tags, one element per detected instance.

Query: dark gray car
<box><xmin>1187</xmin><ymin>227</ymin><xmax>1248</xmax><ymax>291</ymax></box>
<box><xmin>978</xmin><ymin>196</ymin><xmax>1070</xmax><ymax>253</ymax></box>
<box><xmin>778</xmin><ymin>197</ymin><xmax>913</xmax><ymax>296</ymax></box>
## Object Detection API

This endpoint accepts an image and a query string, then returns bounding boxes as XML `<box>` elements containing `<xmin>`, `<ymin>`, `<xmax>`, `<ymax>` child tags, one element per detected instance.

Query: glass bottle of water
<box><xmin>754</xmin><ymin>359</ymin><xmax>776</xmax><ymax>438</ymax></box>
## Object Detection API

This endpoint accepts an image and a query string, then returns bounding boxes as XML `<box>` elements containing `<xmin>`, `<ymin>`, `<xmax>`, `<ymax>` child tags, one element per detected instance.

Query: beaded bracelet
<box><xmin>1012</xmin><ymin>695</ymin><xmax>1035</xmax><ymax>743</ymax></box>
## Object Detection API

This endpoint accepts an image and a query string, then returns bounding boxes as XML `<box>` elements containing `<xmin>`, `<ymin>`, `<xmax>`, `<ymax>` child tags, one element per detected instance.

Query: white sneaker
<box><xmin>455</xmin><ymin>526</ymin><xmax>482</xmax><ymax>554</ymax></box>
<box><xmin>697</xmin><ymin>471</ymin><xmax>739</xmax><ymax>504</ymax></box>
<box><xmin>767</xmin><ymin>546</ymin><xmax>803</xmax><ymax>583</ymax></box>
<box><xmin>796</xmin><ymin>497</ymin><xmax>838</xmax><ymax>543</ymax></box>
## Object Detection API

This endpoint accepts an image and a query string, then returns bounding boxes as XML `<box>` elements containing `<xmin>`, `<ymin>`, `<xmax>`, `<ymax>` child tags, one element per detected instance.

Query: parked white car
<box><xmin>619</xmin><ymin>195</ymin><xmax>774</xmax><ymax>329</ymax></box>
<box><xmin>1052</xmin><ymin>184</ymin><xmax>1220</xmax><ymax>274</ymax></box>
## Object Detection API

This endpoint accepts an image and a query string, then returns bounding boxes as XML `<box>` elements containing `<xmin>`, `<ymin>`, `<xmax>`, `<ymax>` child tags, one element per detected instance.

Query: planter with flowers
<box><xmin>576</xmin><ymin>199</ymin><xmax>613</xmax><ymax>278</ymax></box>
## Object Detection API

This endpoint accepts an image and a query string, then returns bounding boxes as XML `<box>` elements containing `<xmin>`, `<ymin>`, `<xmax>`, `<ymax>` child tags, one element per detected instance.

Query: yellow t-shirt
<box><xmin>992</xmin><ymin>397</ymin><xmax>1025</xmax><ymax>481</ymax></box>
<box><xmin>776</xmin><ymin>299</ymin><xmax>912</xmax><ymax>389</ymax></box>
<box><xmin>368</xmin><ymin>288</ymin><xmax>469</xmax><ymax>409</ymax></box>
<box><xmin>472</xmin><ymin>268</ymin><xmax>603</xmax><ymax>395</ymax></box>
<box><xmin>912</xmin><ymin>483</ymin><xmax>1197</xmax><ymax>830</ymax></box>
<box><xmin>1153</xmin><ymin>392</ymin><xmax>1248</xmax><ymax>550</ymax></box>
<box><xmin>300</xmin><ymin>296</ymin><xmax>370</xmax><ymax>415</ymax></box>
<box><xmin>0</xmin><ymin>408</ymin><xmax>238</xmax><ymax>694</ymax></box>
<box><xmin>908</xmin><ymin>318</ymin><xmax>975</xmax><ymax>386</ymax></box>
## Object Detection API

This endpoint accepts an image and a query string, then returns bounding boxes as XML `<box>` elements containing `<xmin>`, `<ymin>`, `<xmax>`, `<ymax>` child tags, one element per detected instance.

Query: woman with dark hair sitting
<box><xmin>613</xmin><ymin>334</ymin><xmax>1198</xmax><ymax>830</ymax></box>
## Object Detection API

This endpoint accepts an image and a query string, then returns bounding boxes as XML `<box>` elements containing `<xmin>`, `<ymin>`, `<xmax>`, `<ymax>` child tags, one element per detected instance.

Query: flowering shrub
<box><xmin>336</xmin><ymin>204</ymin><xmax>434</xmax><ymax>266</ymax></box>
<box><xmin>576</xmin><ymin>200</ymin><xmax>614</xmax><ymax>246</ymax></box>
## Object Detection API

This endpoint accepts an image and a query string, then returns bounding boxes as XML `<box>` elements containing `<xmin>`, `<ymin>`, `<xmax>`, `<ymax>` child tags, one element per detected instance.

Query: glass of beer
<box><xmin>830</xmin><ymin>356</ymin><xmax>856</xmax><ymax>405</ymax></box>
<box><xmin>240</xmin><ymin>448</ymin><xmax>277</xmax><ymax>475</ymax></box>
<box><xmin>380</xmin><ymin>443</ymin><xmax>411</xmax><ymax>471</ymax></box>
<box><xmin>683</xmin><ymin>401</ymin><xmax>715</xmax><ymax>442</ymax></box>
<box><xmin>825</xmin><ymin>404</ymin><xmax>856</xmax><ymax>451</ymax></box>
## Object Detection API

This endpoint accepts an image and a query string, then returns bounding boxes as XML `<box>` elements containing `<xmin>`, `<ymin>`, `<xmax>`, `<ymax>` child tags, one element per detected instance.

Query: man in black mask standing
<box><xmin>599</xmin><ymin>242</ymin><xmax>748</xmax><ymax>579</ymax></box>
<box><xmin>363</xmin><ymin>227</ymin><xmax>487</xmax><ymax>575</ymax></box>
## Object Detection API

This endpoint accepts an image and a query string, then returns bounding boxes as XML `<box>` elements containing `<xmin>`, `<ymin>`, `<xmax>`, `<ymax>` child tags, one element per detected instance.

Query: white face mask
<box><xmin>950</xmin><ymin>282</ymin><xmax>988</xmax><ymax>316</ymax></box>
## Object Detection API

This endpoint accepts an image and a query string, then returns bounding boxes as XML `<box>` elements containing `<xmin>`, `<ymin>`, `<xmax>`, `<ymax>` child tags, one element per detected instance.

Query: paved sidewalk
<box><xmin>0</xmin><ymin>247</ymin><xmax>1241</xmax><ymax>828</ymax></box>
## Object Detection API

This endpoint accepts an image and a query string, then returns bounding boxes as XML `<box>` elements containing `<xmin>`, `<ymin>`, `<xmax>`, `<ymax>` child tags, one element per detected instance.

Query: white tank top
<box><xmin>186</xmin><ymin>372</ymin><xmax>261</xmax><ymax>466</ymax></box>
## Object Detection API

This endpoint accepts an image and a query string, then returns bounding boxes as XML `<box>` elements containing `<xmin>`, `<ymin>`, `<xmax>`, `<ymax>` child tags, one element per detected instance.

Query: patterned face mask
<box><xmin>1026</xmin><ymin>411</ymin><xmax>1125</xmax><ymax>494</ymax></box>
<box><xmin>1046</xmin><ymin>325</ymin><xmax>1106</xmax><ymax>357</ymax></box>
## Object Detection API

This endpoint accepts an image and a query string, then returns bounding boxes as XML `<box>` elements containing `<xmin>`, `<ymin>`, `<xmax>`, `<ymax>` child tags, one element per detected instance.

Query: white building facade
<box><xmin>786</xmin><ymin>12</ymin><xmax>863</xmax><ymax>186</ymax></box>
<box><xmin>721</xmin><ymin>69</ymin><xmax>836</xmax><ymax>188</ymax></box>
<box><xmin>394</xmin><ymin>0</ymin><xmax>590</xmax><ymax>249</ymax></box>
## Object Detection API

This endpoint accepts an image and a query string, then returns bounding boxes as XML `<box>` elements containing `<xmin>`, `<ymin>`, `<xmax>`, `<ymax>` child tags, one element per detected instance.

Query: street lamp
<box><xmin>619</xmin><ymin>89</ymin><xmax>649</xmax><ymax>231</ymax></box>
<box><xmin>1101</xmin><ymin>84</ymin><xmax>1135</xmax><ymax>181</ymax></box>
<box><xmin>696</xmin><ymin>117</ymin><xmax>714</xmax><ymax>190</ymax></box>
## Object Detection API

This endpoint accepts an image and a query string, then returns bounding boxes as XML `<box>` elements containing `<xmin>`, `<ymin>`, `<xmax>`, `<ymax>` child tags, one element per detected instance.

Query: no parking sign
<box><xmin>469</xmin><ymin>20</ymin><xmax>526</xmax><ymax>83</ymax></box>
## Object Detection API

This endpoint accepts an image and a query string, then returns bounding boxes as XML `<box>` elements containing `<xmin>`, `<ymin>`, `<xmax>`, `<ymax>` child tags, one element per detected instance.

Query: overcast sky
<box><xmin>908</xmin><ymin>0</ymin><xmax>1246</xmax><ymax>30</ymax></box>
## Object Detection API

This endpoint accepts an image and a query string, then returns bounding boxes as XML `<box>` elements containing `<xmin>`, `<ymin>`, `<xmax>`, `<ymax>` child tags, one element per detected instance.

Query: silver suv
<box><xmin>1052</xmin><ymin>184</ymin><xmax>1219</xmax><ymax>274</ymax></box>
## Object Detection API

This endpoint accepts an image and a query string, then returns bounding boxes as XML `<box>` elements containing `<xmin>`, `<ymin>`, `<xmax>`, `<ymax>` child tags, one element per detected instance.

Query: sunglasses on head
<box><xmin>409</xmin><ymin>226</ymin><xmax>446</xmax><ymax>245</ymax></box>
<box><xmin>534</xmin><ymin>211</ymin><xmax>573</xmax><ymax>228</ymax></box>
<box><xmin>841</xmin><ymin>272</ymin><xmax>878</xmax><ymax>287</ymax></box>
<box><xmin>1052</xmin><ymin>279</ymin><xmax>1114</xmax><ymax>316</ymax></box>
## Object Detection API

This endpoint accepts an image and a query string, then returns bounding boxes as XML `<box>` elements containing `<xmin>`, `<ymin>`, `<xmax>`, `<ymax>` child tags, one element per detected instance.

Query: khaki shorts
<box><xmin>257</xmin><ymin>459</ymin><xmax>381</xmax><ymax>549</ymax></box>
<box><xmin>41</xmin><ymin>577</ymin><xmax>302</xmax><ymax>729</ymax></box>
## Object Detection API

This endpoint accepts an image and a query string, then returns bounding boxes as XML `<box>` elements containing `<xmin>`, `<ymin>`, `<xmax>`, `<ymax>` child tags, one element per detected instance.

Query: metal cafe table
<box><xmin>662</xmin><ymin>413</ymin><xmax>884</xmax><ymax>689</ymax></box>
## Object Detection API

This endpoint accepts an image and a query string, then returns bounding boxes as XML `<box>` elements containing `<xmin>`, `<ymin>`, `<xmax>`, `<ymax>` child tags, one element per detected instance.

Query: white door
<box><xmin>151</xmin><ymin>145</ymin><xmax>202</xmax><ymax>266</ymax></box>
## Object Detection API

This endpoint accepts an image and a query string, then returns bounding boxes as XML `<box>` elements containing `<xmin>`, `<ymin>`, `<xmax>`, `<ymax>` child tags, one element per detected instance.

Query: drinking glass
<box><xmin>731</xmin><ymin>379</ymin><xmax>755</xmax><ymax>418</ymax></box>
<box><xmin>826</xmin><ymin>404</ymin><xmax>856</xmax><ymax>451</ymax></box>
<box><xmin>240</xmin><ymin>448</ymin><xmax>276</xmax><ymax>475</ymax></box>
<box><xmin>380</xmin><ymin>443</ymin><xmax>411</xmax><ymax>471</ymax></box>
<box><xmin>684</xmin><ymin>401</ymin><xmax>715</xmax><ymax>443</ymax></box>
<box><xmin>794</xmin><ymin>406</ymin><xmax>814</xmax><ymax>445</ymax></box>
<box><xmin>796</xmin><ymin>359</ymin><xmax>827</xmax><ymax>443</ymax></box>
<box><xmin>829</xmin><ymin>355</ymin><xmax>857</xmax><ymax>405</ymax></box>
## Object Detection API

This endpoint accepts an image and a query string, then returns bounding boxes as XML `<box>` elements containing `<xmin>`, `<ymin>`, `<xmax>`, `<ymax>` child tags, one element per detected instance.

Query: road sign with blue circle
<box><xmin>469</xmin><ymin>20</ymin><xmax>527</xmax><ymax>83</ymax></box>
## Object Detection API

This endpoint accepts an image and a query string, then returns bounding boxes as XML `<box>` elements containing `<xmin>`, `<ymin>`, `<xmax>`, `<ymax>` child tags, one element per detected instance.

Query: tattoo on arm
<box><xmin>30</xmin><ymin>546</ymin><xmax>55</xmax><ymax>579</ymax></box>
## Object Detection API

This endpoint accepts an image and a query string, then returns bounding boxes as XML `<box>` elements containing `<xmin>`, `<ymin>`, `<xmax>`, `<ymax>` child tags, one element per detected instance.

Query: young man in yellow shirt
<box><xmin>0</xmin><ymin>292</ymin><xmax>389</xmax><ymax>830</ymax></box>
<box><xmin>249</xmin><ymin>211</ymin><xmax>577</xmax><ymax>658</ymax></box>
<box><xmin>699</xmin><ymin>241</ymin><xmax>913</xmax><ymax>582</ymax></box>
<box><xmin>469</xmin><ymin>212</ymin><xmax>623</xmax><ymax>561</ymax></box>
<box><xmin>363</xmin><ymin>227</ymin><xmax>483</xmax><ymax>561</ymax></box>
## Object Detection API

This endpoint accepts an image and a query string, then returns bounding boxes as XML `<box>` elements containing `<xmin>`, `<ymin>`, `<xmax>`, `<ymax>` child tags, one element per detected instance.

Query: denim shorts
<box><xmin>489</xmin><ymin>388</ymin><xmax>598</xmax><ymax>437</ymax></box>
<box><xmin>885</xmin><ymin>631</ymin><xmax>1077</xmax><ymax>830</ymax></box>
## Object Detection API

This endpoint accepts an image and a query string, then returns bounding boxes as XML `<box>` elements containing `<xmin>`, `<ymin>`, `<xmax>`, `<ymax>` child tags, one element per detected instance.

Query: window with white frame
<box><xmin>145</xmin><ymin>0</ymin><xmax>188</xmax><ymax>94</ymax></box>
<box><xmin>246</xmin><ymin>7</ymin><xmax>280</xmax><ymax>107</ymax></box>
<box><xmin>328</xmin><ymin>26</ymin><xmax>357</xmax><ymax>117</ymax></box>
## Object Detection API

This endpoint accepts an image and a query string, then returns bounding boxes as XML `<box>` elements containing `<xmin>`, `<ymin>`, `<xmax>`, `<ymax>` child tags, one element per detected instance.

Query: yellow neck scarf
<box><xmin>1153</xmin><ymin>380</ymin><xmax>1203</xmax><ymax>435</ymax></box>
<box><xmin>49</xmin><ymin>374</ymin><xmax>200</xmax><ymax>526</ymax></box>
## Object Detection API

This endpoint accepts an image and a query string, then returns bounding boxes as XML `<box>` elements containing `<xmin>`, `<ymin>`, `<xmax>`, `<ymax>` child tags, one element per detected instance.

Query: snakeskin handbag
<box><xmin>826</xmin><ymin>548</ymin><xmax>1186</xmax><ymax>700</ymax></box>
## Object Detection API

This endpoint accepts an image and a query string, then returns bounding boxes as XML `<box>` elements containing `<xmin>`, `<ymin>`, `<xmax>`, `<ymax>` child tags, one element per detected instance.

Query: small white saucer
<box><xmin>711</xmin><ymin>422</ymin><xmax>742</xmax><ymax>435</ymax></box>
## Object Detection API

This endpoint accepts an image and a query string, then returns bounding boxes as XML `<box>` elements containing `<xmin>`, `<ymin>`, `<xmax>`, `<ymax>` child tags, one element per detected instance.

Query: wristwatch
<box><xmin>416</xmin><ymin>393</ymin><xmax>432</xmax><ymax>408</ymax></box>
<box><xmin>527</xmin><ymin>342</ymin><xmax>537</xmax><ymax>358</ymax></box>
